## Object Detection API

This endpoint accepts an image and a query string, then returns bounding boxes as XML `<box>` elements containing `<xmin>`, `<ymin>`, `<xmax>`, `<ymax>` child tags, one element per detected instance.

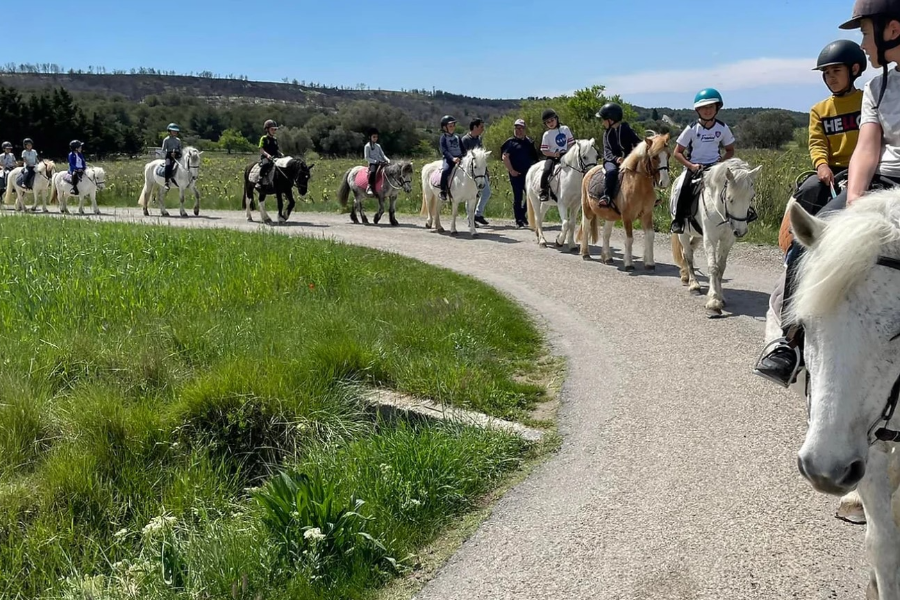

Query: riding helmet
<box><xmin>693</xmin><ymin>88</ymin><xmax>724</xmax><ymax>110</ymax></box>
<box><xmin>369</xmin><ymin>127</ymin><xmax>379</xmax><ymax>137</ymax></box>
<box><xmin>23</xmin><ymin>138</ymin><xmax>33</xmax><ymax>146</ymax></box>
<box><xmin>542</xmin><ymin>109</ymin><xmax>559</xmax><ymax>123</ymax></box>
<box><xmin>167</xmin><ymin>123</ymin><xmax>180</xmax><ymax>132</ymax></box>
<box><xmin>1</xmin><ymin>141</ymin><xmax>11</xmax><ymax>149</ymax></box>
<box><xmin>264</xmin><ymin>119</ymin><xmax>278</xmax><ymax>130</ymax></box>
<box><xmin>440</xmin><ymin>115</ymin><xmax>457</xmax><ymax>128</ymax></box>
<box><xmin>69</xmin><ymin>140</ymin><xmax>83</xmax><ymax>150</ymax></box>
<box><xmin>596</xmin><ymin>102</ymin><xmax>624</xmax><ymax>122</ymax></box>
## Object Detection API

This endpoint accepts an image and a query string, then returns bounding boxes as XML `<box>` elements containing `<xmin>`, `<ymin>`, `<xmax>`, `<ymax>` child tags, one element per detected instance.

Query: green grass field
<box><xmin>0</xmin><ymin>216</ymin><xmax>553</xmax><ymax>599</ymax></box>
<box><xmin>67</xmin><ymin>146</ymin><xmax>809</xmax><ymax>246</ymax></box>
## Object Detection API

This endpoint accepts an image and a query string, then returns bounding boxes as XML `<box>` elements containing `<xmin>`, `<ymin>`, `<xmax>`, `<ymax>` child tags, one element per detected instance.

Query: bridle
<box><xmin>382</xmin><ymin>164</ymin><xmax>412</xmax><ymax>192</ymax></box>
<box><xmin>627</xmin><ymin>145</ymin><xmax>670</xmax><ymax>188</ymax></box>
<box><xmin>710</xmin><ymin>177</ymin><xmax>758</xmax><ymax>229</ymax></box>
<box><xmin>558</xmin><ymin>142</ymin><xmax>597</xmax><ymax>175</ymax></box>
<box><xmin>176</xmin><ymin>150</ymin><xmax>201</xmax><ymax>185</ymax></box>
<box><xmin>459</xmin><ymin>153</ymin><xmax>487</xmax><ymax>188</ymax></box>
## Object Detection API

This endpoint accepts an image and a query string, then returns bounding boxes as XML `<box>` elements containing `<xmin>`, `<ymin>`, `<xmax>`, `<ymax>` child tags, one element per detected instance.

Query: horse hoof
<box><xmin>603</xmin><ymin>258</ymin><xmax>614</xmax><ymax>265</ymax></box>
<box><xmin>539</xmin><ymin>242</ymin><xmax>547</xmax><ymax>248</ymax></box>
<box><xmin>582</xmin><ymin>254</ymin><xmax>592</xmax><ymax>261</ymax></box>
<box><xmin>194</xmin><ymin>207</ymin><xmax>200</xmax><ymax>216</ymax></box>
<box><xmin>836</xmin><ymin>497</ymin><xmax>867</xmax><ymax>525</ymax></box>
<box><xmin>361</xmin><ymin>218</ymin><xmax>369</xmax><ymax>225</ymax></box>
<box><xmin>350</xmin><ymin>214</ymin><xmax>359</xmax><ymax>224</ymax></box>
<box><xmin>247</xmin><ymin>216</ymin><xmax>253</xmax><ymax>222</ymax></box>
<box><xmin>437</xmin><ymin>227</ymin><xmax>445</xmax><ymax>233</ymax></box>
<box><xmin>390</xmin><ymin>218</ymin><xmax>399</xmax><ymax>227</ymax></box>
<box><xmin>624</xmin><ymin>265</ymin><xmax>635</xmax><ymax>272</ymax></box>
<box><xmin>424</xmin><ymin>223</ymin><xmax>431</xmax><ymax>230</ymax></box>
<box><xmin>143</xmin><ymin>209</ymin><xmax>149</xmax><ymax>216</ymax></box>
<box><xmin>263</xmin><ymin>218</ymin><xmax>273</xmax><ymax>225</ymax></box>
<box><xmin>680</xmin><ymin>277</ymin><xmax>689</xmax><ymax>285</ymax></box>
<box><xmin>707</xmin><ymin>309</ymin><xmax>725</xmax><ymax>319</ymax></box>
<box><xmin>645</xmin><ymin>264</ymin><xmax>656</xmax><ymax>272</ymax></box>
<box><xmin>450</xmin><ymin>231</ymin><xmax>459</xmax><ymax>237</ymax></box>
<box><xmin>569</xmin><ymin>246</ymin><xmax>579</xmax><ymax>254</ymax></box>
<box><xmin>373</xmin><ymin>214</ymin><xmax>382</xmax><ymax>224</ymax></box>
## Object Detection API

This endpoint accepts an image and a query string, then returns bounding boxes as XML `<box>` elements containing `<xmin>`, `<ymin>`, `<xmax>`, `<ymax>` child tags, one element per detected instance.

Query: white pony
<box><xmin>420</xmin><ymin>147</ymin><xmax>489</xmax><ymax>237</ymax></box>
<box><xmin>50</xmin><ymin>167</ymin><xmax>107</xmax><ymax>215</ymax></box>
<box><xmin>4</xmin><ymin>160</ymin><xmax>56</xmax><ymax>212</ymax></box>
<box><xmin>137</xmin><ymin>146</ymin><xmax>203</xmax><ymax>217</ymax></box>
<box><xmin>670</xmin><ymin>158</ymin><xmax>762</xmax><ymax>314</ymax></box>
<box><xmin>525</xmin><ymin>139</ymin><xmax>598</xmax><ymax>251</ymax></box>
<box><xmin>786</xmin><ymin>192</ymin><xmax>900</xmax><ymax>599</ymax></box>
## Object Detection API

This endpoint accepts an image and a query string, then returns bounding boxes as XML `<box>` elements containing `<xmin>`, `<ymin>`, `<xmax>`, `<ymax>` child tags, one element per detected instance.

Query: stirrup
<box><xmin>752</xmin><ymin>338</ymin><xmax>802</xmax><ymax>389</ymax></box>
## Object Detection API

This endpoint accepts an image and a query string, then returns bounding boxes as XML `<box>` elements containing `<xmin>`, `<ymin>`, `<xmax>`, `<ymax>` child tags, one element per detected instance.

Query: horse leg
<box><xmin>277</xmin><ymin>193</ymin><xmax>287</xmax><ymax>223</ymax></box>
<box><xmin>259</xmin><ymin>194</ymin><xmax>273</xmax><ymax>224</ymax></box>
<box><xmin>60</xmin><ymin>188</ymin><xmax>69</xmax><ymax>214</ymax></box>
<box><xmin>684</xmin><ymin>236</ymin><xmax>702</xmax><ymax>293</ymax></box>
<box><xmin>712</xmin><ymin>236</ymin><xmax>734</xmax><ymax>308</ymax></box>
<box><xmin>192</xmin><ymin>183</ymin><xmax>200</xmax><ymax>216</ymax></box>
<box><xmin>433</xmin><ymin>192</ymin><xmax>443</xmax><ymax>233</ymax></box>
<box><xmin>857</xmin><ymin>447</ymin><xmax>900</xmax><ymax>600</ymax></box>
<box><xmin>389</xmin><ymin>194</ymin><xmax>399</xmax><ymax>226</ymax></box>
<box><xmin>556</xmin><ymin>203</ymin><xmax>568</xmax><ymax>247</ymax></box>
<box><xmin>78</xmin><ymin>191</ymin><xmax>85</xmax><ymax>215</ymax></box>
<box><xmin>359</xmin><ymin>191</ymin><xmax>369</xmax><ymax>225</ymax></box>
<box><xmin>373</xmin><ymin>194</ymin><xmax>384</xmax><ymax>225</ymax></box>
<box><xmin>601</xmin><ymin>220</ymin><xmax>614</xmax><ymax>264</ymax></box>
<box><xmin>92</xmin><ymin>190</ymin><xmax>100</xmax><ymax>215</ymax></box>
<box><xmin>703</xmin><ymin>236</ymin><xmax>724</xmax><ymax>312</ymax></box>
<box><xmin>468</xmin><ymin>194</ymin><xmax>477</xmax><ymax>237</ymax></box>
<box><xmin>285</xmin><ymin>189</ymin><xmax>295</xmax><ymax>220</ymax></box>
<box><xmin>158</xmin><ymin>185</ymin><xmax>170</xmax><ymax>217</ymax></box>
<box><xmin>245</xmin><ymin>186</ymin><xmax>254</xmax><ymax>222</ymax></box>
<box><xmin>40</xmin><ymin>187</ymin><xmax>49</xmax><ymax>213</ymax></box>
<box><xmin>580</xmin><ymin>211</ymin><xmax>592</xmax><ymax>259</ymax></box>
<box><xmin>450</xmin><ymin>198</ymin><xmax>460</xmax><ymax>236</ymax></box>
<box><xmin>179</xmin><ymin>187</ymin><xmax>188</xmax><ymax>218</ymax></box>
<box><xmin>642</xmin><ymin>210</ymin><xmax>656</xmax><ymax>271</ymax></box>
<box><xmin>533</xmin><ymin>196</ymin><xmax>548</xmax><ymax>247</ymax></box>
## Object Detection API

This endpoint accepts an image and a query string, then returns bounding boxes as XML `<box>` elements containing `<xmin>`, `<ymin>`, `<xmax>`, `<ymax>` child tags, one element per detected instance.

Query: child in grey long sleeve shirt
<box><xmin>364</xmin><ymin>130</ymin><xmax>389</xmax><ymax>196</ymax></box>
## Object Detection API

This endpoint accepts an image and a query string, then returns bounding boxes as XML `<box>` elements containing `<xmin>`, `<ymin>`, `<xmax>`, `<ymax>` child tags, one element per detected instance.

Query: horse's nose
<box><xmin>734</xmin><ymin>228</ymin><xmax>748</xmax><ymax>239</ymax></box>
<box><xmin>797</xmin><ymin>454</ymin><xmax>866</xmax><ymax>495</ymax></box>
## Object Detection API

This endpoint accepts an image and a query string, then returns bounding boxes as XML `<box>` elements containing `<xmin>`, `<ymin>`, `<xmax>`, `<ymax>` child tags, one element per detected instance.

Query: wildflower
<box><xmin>304</xmin><ymin>527</ymin><xmax>326</xmax><ymax>542</ymax></box>
<box><xmin>113</xmin><ymin>527</ymin><xmax>129</xmax><ymax>539</ymax></box>
<box><xmin>141</xmin><ymin>515</ymin><xmax>176</xmax><ymax>538</ymax></box>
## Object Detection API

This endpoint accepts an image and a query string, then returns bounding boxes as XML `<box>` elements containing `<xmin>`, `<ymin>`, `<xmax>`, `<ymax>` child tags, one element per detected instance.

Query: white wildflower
<box><xmin>141</xmin><ymin>515</ymin><xmax>176</xmax><ymax>538</ymax></box>
<box><xmin>304</xmin><ymin>527</ymin><xmax>326</xmax><ymax>542</ymax></box>
<box><xmin>113</xmin><ymin>528</ymin><xmax>129</xmax><ymax>539</ymax></box>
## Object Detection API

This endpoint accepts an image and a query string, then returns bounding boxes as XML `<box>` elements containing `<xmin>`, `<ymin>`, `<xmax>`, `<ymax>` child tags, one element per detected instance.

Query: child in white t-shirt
<box><xmin>670</xmin><ymin>88</ymin><xmax>736</xmax><ymax>233</ymax></box>
<box><xmin>539</xmin><ymin>108</ymin><xmax>575</xmax><ymax>202</ymax></box>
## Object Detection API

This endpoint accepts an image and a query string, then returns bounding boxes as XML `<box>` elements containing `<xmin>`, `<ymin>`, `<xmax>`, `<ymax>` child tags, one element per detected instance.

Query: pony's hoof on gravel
<box><xmin>624</xmin><ymin>265</ymin><xmax>635</xmax><ymax>272</ymax></box>
<box><xmin>645</xmin><ymin>264</ymin><xmax>656</xmax><ymax>272</ymax></box>
<box><xmin>450</xmin><ymin>231</ymin><xmax>459</xmax><ymax>237</ymax></box>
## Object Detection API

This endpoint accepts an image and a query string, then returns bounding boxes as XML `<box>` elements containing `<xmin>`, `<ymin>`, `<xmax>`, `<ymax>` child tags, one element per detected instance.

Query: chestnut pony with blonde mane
<box><xmin>579</xmin><ymin>133</ymin><xmax>671</xmax><ymax>270</ymax></box>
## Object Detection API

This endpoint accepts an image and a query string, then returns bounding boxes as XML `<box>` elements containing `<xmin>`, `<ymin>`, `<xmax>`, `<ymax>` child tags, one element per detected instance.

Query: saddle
<box><xmin>248</xmin><ymin>156</ymin><xmax>293</xmax><ymax>185</ymax></box>
<box><xmin>586</xmin><ymin>169</ymin><xmax>624</xmax><ymax>214</ymax></box>
<box><xmin>155</xmin><ymin>162</ymin><xmax>178</xmax><ymax>180</ymax></box>
<box><xmin>355</xmin><ymin>166</ymin><xmax>385</xmax><ymax>195</ymax></box>
<box><xmin>670</xmin><ymin>169</ymin><xmax>706</xmax><ymax>234</ymax></box>
<box><xmin>429</xmin><ymin>164</ymin><xmax>459</xmax><ymax>200</ymax></box>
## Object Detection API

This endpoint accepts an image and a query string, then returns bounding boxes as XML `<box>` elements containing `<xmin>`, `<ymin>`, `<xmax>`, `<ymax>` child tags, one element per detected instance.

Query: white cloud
<box><xmin>600</xmin><ymin>57</ymin><xmax>819</xmax><ymax>96</ymax></box>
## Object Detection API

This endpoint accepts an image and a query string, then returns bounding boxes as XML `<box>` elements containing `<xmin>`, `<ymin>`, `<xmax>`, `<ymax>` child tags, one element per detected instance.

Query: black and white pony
<box><xmin>337</xmin><ymin>161</ymin><xmax>414</xmax><ymax>225</ymax></box>
<box><xmin>242</xmin><ymin>157</ymin><xmax>314</xmax><ymax>224</ymax></box>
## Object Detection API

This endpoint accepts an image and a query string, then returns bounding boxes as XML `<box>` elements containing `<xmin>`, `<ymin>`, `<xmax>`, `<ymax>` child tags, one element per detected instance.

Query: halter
<box><xmin>627</xmin><ymin>144</ymin><xmax>669</xmax><ymax>188</ymax></box>
<box><xmin>382</xmin><ymin>165</ymin><xmax>411</xmax><ymax>191</ymax></box>
<box><xmin>459</xmin><ymin>153</ymin><xmax>487</xmax><ymax>187</ymax></box>
<box><xmin>176</xmin><ymin>150</ymin><xmax>201</xmax><ymax>184</ymax></box>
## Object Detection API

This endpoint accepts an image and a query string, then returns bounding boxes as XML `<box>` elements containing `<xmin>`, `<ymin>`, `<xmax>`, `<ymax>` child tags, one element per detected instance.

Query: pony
<box><xmin>419</xmin><ymin>147</ymin><xmax>489</xmax><ymax>237</ymax></box>
<box><xmin>4</xmin><ymin>160</ymin><xmax>56</xmax><ymax>212</ymax></box>
<box><xmin>137</xmin><ymin>146</ymin><xmax>203</xmax><ymax>217</ymax></box>
<box><xmin>670</xmin><ymin>158</ymin><xmax>762</xmax><ymax>314</ymax></box>
<box><xmin>337</xmin><ymin>161</ymin><xmax>414</xmax><ymax>226</ymax></box>
<box><xmin>242</xmin><ymin>156</ymin><xmax>314</xmax><ymax>224</ymax></box>
<box><xmin>50</xmin><ymin>167</ymin><xmax>107</xmax><ymax>215</ymax></box>
<box><xmin>525</xmin><ymin>139</ymin><xmax>599</xmax><ymax>251</ymax></box>
<box><xmin>785</xmin><ymin>191</ymin><xmax>900</xmax><ymax>599</ymax></box>
<box><xmin>579</xmin><ymin>133</ymin><xmax>671</xmax><ymax>269</ymax></box>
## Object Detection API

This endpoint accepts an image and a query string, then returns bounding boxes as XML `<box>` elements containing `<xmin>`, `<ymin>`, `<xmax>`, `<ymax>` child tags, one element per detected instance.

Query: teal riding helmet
<box><xmin>693</xmin><ymin>88</ymin><xmax>724</xmax><ymax>110</ymax></box>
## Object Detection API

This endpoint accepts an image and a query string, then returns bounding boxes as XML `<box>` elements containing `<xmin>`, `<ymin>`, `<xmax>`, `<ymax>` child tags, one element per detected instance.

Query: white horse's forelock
<box><xmin>707</xmin><ymin>158</ymin><xmax>754</xmax><ymax>189</ymax></box>
<box><xmin>789</xmin><ymin>191</ymin><xmax>900</xmax><ymax>324</ymax></box>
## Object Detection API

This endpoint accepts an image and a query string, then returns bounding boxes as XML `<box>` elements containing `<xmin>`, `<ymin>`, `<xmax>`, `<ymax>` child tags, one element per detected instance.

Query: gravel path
<box><xmin>58</xmin><ymin>207</ymin><xmax>867</xmax><ymax>599</ymax></box>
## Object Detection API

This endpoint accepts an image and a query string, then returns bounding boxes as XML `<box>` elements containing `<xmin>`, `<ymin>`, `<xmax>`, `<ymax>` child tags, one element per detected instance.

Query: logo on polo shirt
<box><xmin>822</xmin><ymin>111</ymin><xmax>861</xmax><ymax>136</ymax></box>
<box><xmin>555</xmin><ymin>132</ymin><xmax>567</xmax><ymax>147</ymax></box>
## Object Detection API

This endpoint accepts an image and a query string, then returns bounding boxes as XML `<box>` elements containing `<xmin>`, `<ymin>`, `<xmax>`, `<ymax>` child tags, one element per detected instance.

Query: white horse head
<box><xmin>463</xmin><ymin>147</ymin><xmax>490</xmax><ymax>190</ymax></box>
<box><xmin>788</xmin><ymin>191</ymin><xmax>900</xmax><ymax>494</ymax></box>
<box><xmin>183</xmin><ymin>146</ymin><xmax>202</xmax><ymax>178</ymax></box>
<box><xmin>704</xmin><ymin>158</ymin><xmax>762</xmax><ymax>239</ymax></box>
<box><xmin>88</xmin><ymin>166</ymin><xmax>107</xmax><ymax>191</ymax></box>
<box><xmin>562</xmin><ymin>138</ymin><xmax>599</xmax><ymax>174</ymax></box>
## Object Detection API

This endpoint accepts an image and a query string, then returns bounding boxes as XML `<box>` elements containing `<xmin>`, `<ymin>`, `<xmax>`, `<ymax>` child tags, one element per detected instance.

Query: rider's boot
<box><xmin>753</xmin><ymin>330</ymin><xmax>802</xmax><ymax>388</ymax></box>
<box><xmin>597</xmin><ymin>194</ymin><xmax>612</xmax><ymax>209</ymax></box>
<box><xmin>670</xmin><ymin>218</ymin><xmax>685</xmax><ymax>234</ymax></box>
<box><xmin>163</xmin><ymin>179</ymin><xmax>170</xmax><ymax>191</ymax></box>
<box><xmin>366</xmin><ymin>186</ymin><xmax>374</xmax><ymax>197</ymax></box>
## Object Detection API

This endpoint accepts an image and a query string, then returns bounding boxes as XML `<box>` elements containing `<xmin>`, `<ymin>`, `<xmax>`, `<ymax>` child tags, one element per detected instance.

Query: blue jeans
<box><xmin>465</xmin><ymin>175</ymin><xmax>491</xmax><ymax>217</ymax></box>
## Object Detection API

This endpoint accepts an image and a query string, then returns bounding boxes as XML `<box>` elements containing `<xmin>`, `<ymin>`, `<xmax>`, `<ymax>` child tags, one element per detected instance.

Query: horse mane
<box><xmin>621</xmin><ymin>135</ymin><xmax>664</xmax><ymax>171</ymax></box>
<box><xmin>705</xmin><ymin>158</ymin><xmax>753</xmax><ymax>189</ymax></box>
<box><xmin>788</xmin><ymin>191</ymin><xmax>900</xmax><ymax>323</ymax></box>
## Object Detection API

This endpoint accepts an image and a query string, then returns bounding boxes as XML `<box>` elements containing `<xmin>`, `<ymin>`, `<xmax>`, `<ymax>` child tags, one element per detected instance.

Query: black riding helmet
<box><xmin>70</xmin><ymin>140</ymin><xmax>83</xmax><ymax>150</ymax></box>
<box><xmin>814</xmin><ymin>39</ymin><xmax>868</xmax><ymax>95</ymax></box>
<box><xmin>440</xmin><ymin>115</ymin><xmax>457</xmax><ymax>130</ymax></box>
<box><xmin>596</xmin><ymin>102</ymin><xmax>624</xmax><ymax>123</ymax></box>
<box><xmin>541</xmin><ymin>109</ymin><xmax>559</xmax><ymax>124</ymax></box>
<box><xmin>840</xmin><ymin>0</ymin><xmax>900</xmax><ymax>107</ymax></box>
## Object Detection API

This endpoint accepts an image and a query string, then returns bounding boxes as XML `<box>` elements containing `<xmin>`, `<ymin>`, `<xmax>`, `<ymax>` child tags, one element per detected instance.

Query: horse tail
<box><xmin>3</xmin><ymin>174</ymin><xmax>13</xmax><ymax>205</ymax></box>
<box><xmin>137</xmin><ymin>181</ymin><xmax>149</xmax><ymax>208</ymax></box>
<box><xmin>337</xmin><ymin>169</ymin><xmax>352</xmax><ymax>207</ymax></box>
<box><xmin>671</xmin><ymin>233</ymin><xmax>687</xmax><ymax>269</ymax></box>
<box><xmin>50</xmin><ymin>178</ymin><xmax>58</xmax><ymax>205</ymax></box>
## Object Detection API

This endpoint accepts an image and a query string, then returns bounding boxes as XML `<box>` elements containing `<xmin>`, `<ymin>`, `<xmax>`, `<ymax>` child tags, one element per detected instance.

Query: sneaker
<box><xmin>475</xmin><ymin>215</ymin><xmax>489</xmax><ymax>226</ymax></box>
<box><xmin>440</xmin><ymin>191</ymin><xmax>448</xmax><ymax>202</ymax></box>
<box><xmin>539</xmin><ymin>191</ymin><xmax>550</xmax><ymax>203</ymax></box>
<box><xmin>597</xmin><ymin>195</ymin><xmax>611</xmax><ymax>209</ymax></box>
<box><xmin>365</xmin><ymin>186</ymin><xmax>374</xmax><ymax>197</ymax></box>
<box><xmin>670</xmin><ymin>220</ymin><xmax>685</xmax><ymax>235</ymax></box>
<box><xmin>753</xmin><ymin>342</ymin><xmax>801</xmax><ymax>388</ymax></box>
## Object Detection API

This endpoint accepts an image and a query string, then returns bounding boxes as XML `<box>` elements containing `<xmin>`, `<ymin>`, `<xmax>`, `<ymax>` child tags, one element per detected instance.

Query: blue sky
<box><xmin>38</xmin><ymin>0</ymin><xmax>867</xmax><ymax>112</ymax></box>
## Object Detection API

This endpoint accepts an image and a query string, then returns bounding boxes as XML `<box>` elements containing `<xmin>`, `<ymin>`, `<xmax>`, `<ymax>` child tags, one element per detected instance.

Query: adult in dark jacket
<box><xmin>501</xmin><ymin>119</ymin><xmax>539</xmax><ymax>227</ymax></box>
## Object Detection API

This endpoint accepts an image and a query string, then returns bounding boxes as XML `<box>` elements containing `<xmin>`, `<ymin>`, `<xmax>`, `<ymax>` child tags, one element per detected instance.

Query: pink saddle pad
<box><xmin>354</xmin><ymin>168</ymin><xmax>384</xmax><ymax>194</ymax></box>
<box><xmin>429</xmin><ymin>169</ymin><xmax>442</xmax><ymax>188</ymax></box>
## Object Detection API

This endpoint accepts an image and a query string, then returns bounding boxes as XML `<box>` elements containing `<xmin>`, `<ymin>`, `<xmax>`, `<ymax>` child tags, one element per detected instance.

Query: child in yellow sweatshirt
<box><xmin>793</xmin><ymin>39</ymin><xmax>867</xmax><ymax>214</ymax></box>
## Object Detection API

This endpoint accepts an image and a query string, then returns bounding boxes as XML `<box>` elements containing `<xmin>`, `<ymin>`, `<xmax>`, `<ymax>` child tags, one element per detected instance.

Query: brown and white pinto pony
<box><xmin>578</xmin><ymin>133</ymin><xmax>671</xmax><ymax>271</ymax></box>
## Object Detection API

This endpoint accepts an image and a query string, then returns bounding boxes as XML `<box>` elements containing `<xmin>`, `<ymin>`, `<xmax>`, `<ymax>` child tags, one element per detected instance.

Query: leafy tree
<box><xmin>218</xmin><ymin>128</ymin><xmax>254</xmax><ymax>154</ymax></box>
<box><xmin>736</xmin><ymin>110</ymin><xmax>797</xmax><ymax>149</ymax></box>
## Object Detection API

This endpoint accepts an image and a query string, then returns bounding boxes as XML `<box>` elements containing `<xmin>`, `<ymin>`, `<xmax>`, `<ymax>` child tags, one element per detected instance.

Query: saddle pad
<box><xmin>354</xmin><ymin>168</ymin><xmax>384</xmax><ymax>194</ymax></box>
<box><xmin>15</xmin><ymin>173</ymin><xmax>24</xmax><ymax>187</ymax></box>
<box><xmin>155</xmin><ymin>163</ymin><xmax>177</xmax><ymax>178</ymax></box>
<box><xmin>62</xmin><ymin>173</ymin><xmax>72</xmax><ymax>183</ymax></box>
<box><xmin>275</xmin><ymin>156</ymin><xmax>293</xmax><ymax>168</ymax></box>
<box><xmin>587</xmin><ymin>169</ymin><xmax>606</xmax><ymax>200</ymax></box>
<box><xmin>429</xmin><ymin>169</ymin><xmax>442</xmax><ymax>188</ymax></box>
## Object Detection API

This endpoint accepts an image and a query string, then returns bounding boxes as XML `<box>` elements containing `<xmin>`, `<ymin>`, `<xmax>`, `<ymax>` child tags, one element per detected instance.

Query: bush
<box><xmin>736</xmin><ymin>110</ymin><xmax>797</xmax><ymax>149</ymax></box>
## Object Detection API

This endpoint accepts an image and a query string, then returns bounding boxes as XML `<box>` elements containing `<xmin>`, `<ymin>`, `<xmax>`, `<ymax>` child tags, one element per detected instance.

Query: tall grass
<box><xmin>54</xmin><ymin>146</ymin><xmax>809</xmax><ymax>246</ymax></box>
<box><xmin>0</xmin><ymin>217</ymin><xmax>547</xmax><ymax>599</ymax></box>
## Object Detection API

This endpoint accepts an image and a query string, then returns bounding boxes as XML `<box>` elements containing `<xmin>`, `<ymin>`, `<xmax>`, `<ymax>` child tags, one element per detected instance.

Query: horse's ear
<box><xmin>749</xmin><ymin>165</ymin><xmax>762</xmax><ymax>180</ymax></box>
<box><xmin>485</xmin><ymin>150</ymin><xmax>492</xmax><ymax>156</ymax></box>
<box><xmin>308</xmin><ymin>163</ymin><xmax>315</xmax><ymax>169</ymax></box>
<box><xmin>588</xmin><ymin>138</ymin><xmax>595</xmax><ymax>147</ymax></box>
<box><xmin>725</xmin><ymin>167</ymin><xmax>736</xmax><ymax>183</ymax></box>
<box><xmin>644</xmin><ymin>137</ymin><xmax>654</xmax><ymax>147</ymax></box>
<box><xmin>789</xmin><ymin>198</ymin><xmax>826</xmax><ymax>249</ymax></box>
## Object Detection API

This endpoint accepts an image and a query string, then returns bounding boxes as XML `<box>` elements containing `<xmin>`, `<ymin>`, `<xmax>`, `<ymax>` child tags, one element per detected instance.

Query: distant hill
<box><xmin>0</xmin><ymin>72</ymin><xmax>808</xmax><ymax>129</ymax></box>
<box><xmin>0</xmin><ymin>72</ymin><xmax>522</xmax><ymax>125</ymax></box>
